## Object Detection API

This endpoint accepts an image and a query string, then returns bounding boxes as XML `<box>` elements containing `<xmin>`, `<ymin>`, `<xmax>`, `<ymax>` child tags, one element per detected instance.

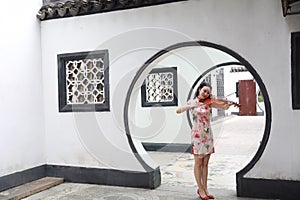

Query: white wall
<box><xmin>0</xmin><ymin>0</ymin><xmax>44</xmax><ymax>176</ymax></box>
<box><xmin>41</xmin><ymin>0</ymin><xmax>300</xmax><ymax>180</ymax></box>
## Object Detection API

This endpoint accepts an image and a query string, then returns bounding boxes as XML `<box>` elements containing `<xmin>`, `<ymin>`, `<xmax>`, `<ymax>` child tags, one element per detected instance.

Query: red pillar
<box><xmin>238</xmin><ymin>80</ymin><xmax>257</xmax><ymax>116</ymax></box>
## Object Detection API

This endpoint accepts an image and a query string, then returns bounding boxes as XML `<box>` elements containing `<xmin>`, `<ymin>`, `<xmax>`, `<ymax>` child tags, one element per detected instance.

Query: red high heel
<box><xmin>197</xmin><ymin>189</ymin><xmax>209</xmax><ymax>200</ymax></box>
<box><xmin>207</xmin><ymin>194</ymin><xmax>215</xmax><ymax>199</ymax></box>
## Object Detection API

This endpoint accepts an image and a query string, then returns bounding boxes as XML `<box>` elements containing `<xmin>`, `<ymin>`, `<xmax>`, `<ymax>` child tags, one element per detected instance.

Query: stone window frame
<box><xmin>57</xmin><ymin>49</ymin><xmax>110</xmax><ymax>112</ymax></box>
<box><xmin>141</xmin><ymin>67</ymin><xmax>178</xmax><ymax>107</ymax></box>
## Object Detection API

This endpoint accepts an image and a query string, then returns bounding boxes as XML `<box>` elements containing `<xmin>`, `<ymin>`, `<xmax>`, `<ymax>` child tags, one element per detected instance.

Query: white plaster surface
<box><xmin>0</xmin><ymin>0</ymin><xmax>44</xmax><ymax>176</ymax></box>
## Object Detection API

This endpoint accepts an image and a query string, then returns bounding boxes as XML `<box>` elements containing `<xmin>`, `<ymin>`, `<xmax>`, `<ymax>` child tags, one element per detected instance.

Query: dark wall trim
<box><xmin>291</xmin><ymin>31</ymin><xmax>300</xmax><ymax>109</ymax></box>
<box><xmin>0</xmin><ymin>165</ymin><xmax>160</xmax><ymax>192</ymax></box>
<box><xmin>237</xmin><ymin>177</ymin><xmax>300</xmax><ymax>200</ymax></box>
<box><xmin>37</xmin><ymin>0</ymin><xmax>187</xmax><ymax>21</ymax></box>
<box><xmin>142</xmin><ymin>142</ymin><xmax>191</xmax><ymax>152</ymax></box>
<box><xmin>46</xmin><ymin>165</ymin><xmax>160</xmax><ymax>189</ymax></box>
<box><xmin>0</xmin><ymin>166</ymin><xmax>45</xmax><ymax>192</ymax></box>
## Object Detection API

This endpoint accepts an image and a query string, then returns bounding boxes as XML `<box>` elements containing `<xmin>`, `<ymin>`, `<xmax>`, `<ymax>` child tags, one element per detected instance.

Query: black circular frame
<box><xmin>123</xmin><ymin>41</ymin><xmax>272</xmax><ymax>189</ymax></box>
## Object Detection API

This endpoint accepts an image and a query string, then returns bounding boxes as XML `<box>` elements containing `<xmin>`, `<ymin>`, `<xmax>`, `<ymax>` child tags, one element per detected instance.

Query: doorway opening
<box><xmin>125</xmin><ymin>41</ymin><xmax>271</xmax><ymax>192</ymax></box>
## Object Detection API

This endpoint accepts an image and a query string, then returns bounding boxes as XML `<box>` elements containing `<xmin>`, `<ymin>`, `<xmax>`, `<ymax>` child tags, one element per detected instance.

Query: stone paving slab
<box><xmin>23</xmin><ymin>182</ymin><xmax>272</xmax><ymax>200</ymax></box>
<box><xmin>0</xmin><ymin>177</ymin><xmax>63</xmax><ymax>200</ymax></box>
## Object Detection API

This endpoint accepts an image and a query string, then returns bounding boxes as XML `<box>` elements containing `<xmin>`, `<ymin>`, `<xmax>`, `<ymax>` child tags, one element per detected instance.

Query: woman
<box><xmin>176</xmin><ymin>82</ymin><xmax>233</xmax><ymax>200</ymax></box>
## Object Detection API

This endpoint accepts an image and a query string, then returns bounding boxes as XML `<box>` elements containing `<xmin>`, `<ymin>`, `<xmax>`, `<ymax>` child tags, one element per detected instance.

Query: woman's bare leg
<box><xmin>194</xmin><ymin>155</ymin><xmax>206</xmax><ymax>197</ymax></box>
<box><xmin>203</xmin><ymin>154</ymin><xmax>211</xmax><ymax>196</ymax></box>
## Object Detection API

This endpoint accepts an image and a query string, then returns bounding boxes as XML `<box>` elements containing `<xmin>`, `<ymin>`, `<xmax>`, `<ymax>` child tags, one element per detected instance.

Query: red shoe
<box><xmin>197</xmin><ymin>189</ymin><xmax>209</xmax><ymax>200</ymax></box>
<box><xmin>207</xmin><ymin>194</ymin><xmax>215</xmax><ymax>199</ymax></box>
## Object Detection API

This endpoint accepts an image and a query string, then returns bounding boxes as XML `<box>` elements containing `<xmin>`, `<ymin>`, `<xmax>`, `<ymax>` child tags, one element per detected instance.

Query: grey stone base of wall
<box><xmin>237</xmin><ymin>177</ymin><xmax>300</xmax><ymax>200</ymax></box>
<box><xmin>142</xmin><ymin>142</ymin><xmax>191</xmax><ymax>153</ymax></box>
<box><xmin>0</xmin><ymin>165</ymin><xmax>161</xmax><ymax>192</ymax></box>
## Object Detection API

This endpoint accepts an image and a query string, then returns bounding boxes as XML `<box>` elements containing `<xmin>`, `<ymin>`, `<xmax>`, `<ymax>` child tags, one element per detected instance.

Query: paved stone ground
<box><xmin>23</xmin><ymin>183</ymin><xmax>268</xmax><ymax>200</ymax></box>
<box><xmin>23</xmin><ymin>116</ymin><xmax>275</xmax><ymax>200</ymax></box>
<box><xmin>154</xmin><ymin>115</ymin><xmax>266</xmax><ymax>191</ymax></box>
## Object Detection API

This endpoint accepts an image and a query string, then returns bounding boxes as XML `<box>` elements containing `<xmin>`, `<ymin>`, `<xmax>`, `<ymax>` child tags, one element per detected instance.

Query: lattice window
<box><xmin>141</xmin><ymin>67</ymin><xmax>178</xmax><ymax>107</ymax></box>
<box><xmin>58</xmin><ymin>50</ymin><xmax>110</xmax><ymax>112</ymax></box>
<box><xmin>66</xmin><ymin>59</ymin><xmax>105</xmax><ymax>104</ymax></box>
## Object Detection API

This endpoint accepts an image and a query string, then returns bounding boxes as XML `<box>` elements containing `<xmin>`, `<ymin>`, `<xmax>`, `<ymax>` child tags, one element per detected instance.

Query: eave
<box><xmin>37</xmin><ymin>0</ymin><xmax>187</xmax><ymax>21</ymax></box>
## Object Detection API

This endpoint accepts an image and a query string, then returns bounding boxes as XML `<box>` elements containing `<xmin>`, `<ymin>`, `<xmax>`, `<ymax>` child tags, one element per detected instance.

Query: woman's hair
<box><xmin>194</xmin><ymin>82</ymin><xmax>212</xmax><ymax>98</ymax></box>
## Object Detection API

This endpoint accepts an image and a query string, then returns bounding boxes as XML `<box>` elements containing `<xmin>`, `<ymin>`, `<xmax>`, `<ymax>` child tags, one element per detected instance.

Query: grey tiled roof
<box><xmin>37</xmin><ymin>0</ymin><xmax>186</xmax><ymax>20</ymax></box>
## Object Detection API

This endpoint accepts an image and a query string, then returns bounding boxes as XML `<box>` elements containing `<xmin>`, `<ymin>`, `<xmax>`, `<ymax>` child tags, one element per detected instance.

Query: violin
<box><xmin>202</xmin><ymin>97</ymin><xmax>241</xmax><ymax>108</ymax></box>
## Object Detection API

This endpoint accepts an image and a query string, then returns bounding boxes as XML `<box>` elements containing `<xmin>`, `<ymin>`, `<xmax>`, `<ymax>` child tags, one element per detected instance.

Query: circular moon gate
<box><xmin>123</xmin><ymin>41</ymin><xmax>271</xmax><ymax>188</ymax></box>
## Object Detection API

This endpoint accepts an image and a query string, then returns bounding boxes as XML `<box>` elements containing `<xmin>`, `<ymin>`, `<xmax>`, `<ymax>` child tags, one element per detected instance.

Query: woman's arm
<box><xmin>176</xmin><ymin>104</ymin><xmax>192</xmax><ymax>114</ymax></box>
<box><xmin>176</xmin><ymin>100</ymin><xmax>197</xmax><ymax>114</ymax></box>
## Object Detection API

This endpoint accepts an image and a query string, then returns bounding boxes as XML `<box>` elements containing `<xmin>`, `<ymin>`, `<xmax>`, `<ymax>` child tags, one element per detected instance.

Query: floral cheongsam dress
<box><xmin>187</xmin><ymin>98</ymin><xmax>214</xmax><ymax>157</ymax></box>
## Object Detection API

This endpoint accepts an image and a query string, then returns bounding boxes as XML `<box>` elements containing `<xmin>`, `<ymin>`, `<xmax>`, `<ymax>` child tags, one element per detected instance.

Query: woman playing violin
<box><xmin>176</xmin><ymin>82</ymin><xmax>235</xmax><ymax>200</ymax></box>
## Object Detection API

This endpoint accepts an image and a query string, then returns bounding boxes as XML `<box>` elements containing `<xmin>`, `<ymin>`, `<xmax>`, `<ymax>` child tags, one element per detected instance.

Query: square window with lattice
<box><xmin>141</xmin><ymin>67</ymin><xmax>178</xmax><ymax>107</ymax></box>
<box><xmin>58</xmin><ymin>50</ymin><xmax>110</xmax><ymax>112</ymax></box>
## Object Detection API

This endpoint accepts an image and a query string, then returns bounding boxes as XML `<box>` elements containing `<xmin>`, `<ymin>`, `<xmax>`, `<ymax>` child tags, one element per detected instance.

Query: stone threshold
<box><xmin>0</xmin><ymin>177</ymin><xmax>64</xmax><ymax>200</ymax></box>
